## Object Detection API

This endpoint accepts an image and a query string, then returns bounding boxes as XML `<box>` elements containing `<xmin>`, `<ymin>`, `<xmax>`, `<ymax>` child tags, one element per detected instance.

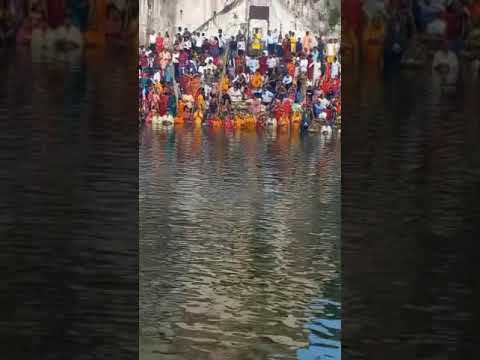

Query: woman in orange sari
<box><xmin>177</xmin><ymin>100</ymin><xmax>186</xmax><ymax>118</ymax></box>
<box><xmin>287</xmin><ymin>60</ymin><xmax>296</xmax><ymax>77</ymax></box>
<box><xmin>250</xmin><ymin>71</ymin><xmax>263</xmax><ymax>90</ymax></box>
<box><xmin>196</xmin><ymin>89</ymin><xmax>206</xmax><ymax>113</ymax></box>
<box><xmin>219</xmin><ymin>75</ymin><xmax>230</xmax><ymax>94</ymax></box>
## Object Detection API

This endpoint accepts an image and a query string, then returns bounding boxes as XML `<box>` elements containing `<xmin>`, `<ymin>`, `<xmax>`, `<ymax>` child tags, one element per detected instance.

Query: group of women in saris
<box><xmin>342</xmin><ymin>0</ymin><xmax>389</xmax><ymax>70</ymax></box>
<box><xmin>140</xmin><ymin>27</ymin><xmax>341</xmax><ymax>133</ymax></box>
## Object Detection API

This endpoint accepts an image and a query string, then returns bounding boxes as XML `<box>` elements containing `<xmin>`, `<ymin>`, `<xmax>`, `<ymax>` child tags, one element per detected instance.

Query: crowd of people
<box><xmin>139</xmin><ymin>27</ymin><xmax>341</xmax><ymax>134</ymax></box>
<box><xmin>0</xmin><ymin>0</ymin><xmax>138</xmax><ymax>49</ymax></box>
<box><xmin>342</xmin><ymin>0</ymin><xmax>480</xmax><ymax>78</ymax></box>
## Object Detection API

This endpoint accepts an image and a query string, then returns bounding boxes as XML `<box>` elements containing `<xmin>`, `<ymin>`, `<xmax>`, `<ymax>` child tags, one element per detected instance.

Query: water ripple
<box><xmin>140</xmin><ymin>126</ymin><xmax>341</xmax><ymax>359</ymax></box>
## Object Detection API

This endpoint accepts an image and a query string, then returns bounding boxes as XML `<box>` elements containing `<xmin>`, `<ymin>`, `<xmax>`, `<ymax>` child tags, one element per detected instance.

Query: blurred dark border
<box><xmin>0</xmin><ymin>1</ymin><xmax>139</xmax><ymax>359</ymax></box>
<box><xmin>342</xmin><ymin>0</ymin><xmax>479</xmax><ymax>358</ymax></box>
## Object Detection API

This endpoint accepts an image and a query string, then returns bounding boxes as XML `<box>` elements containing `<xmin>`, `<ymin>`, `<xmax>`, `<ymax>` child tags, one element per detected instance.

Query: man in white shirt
<box><xmin>172</xmin><ymin>51</ymin><xmax>180</xmax><ymax>78</ymax></box>
<box><xmin>277</xmin><ymin>32</ymin><xmax>283</xmax><ymax>48</ymax></box>
<box><xmin>326</xmin><ymin>39</ymin><xmax>335</xmax><ymax>63</ymax></box>
<box><xmin>266</xmin><ymin>30</ymin><xmax>276</xmax><ymax>55</ymax></box>
<box><xmin>218</xmin><ymin>34</ymin><xmax>225</xmax><ymax>54</ymax></box>
<box><xmin>272</xmin><ymin>29</ymin><xmax>279</xmax><ymax>44</ymax></box>
<box><xmin>172</xmin><ymin>51</ymin><xmax>179</xmax><ymax>64</ymax></box>
<box><xmin>205</xmin><ymin>59</ymin><xmax>217</xmax><ymax>73</ymax></box>
<box><xmin>149</xmin><ymin>31</ymin><xmax>157</xmax><ymax>49</ymax></box>
<box><xmin>313</xmin><ymin>59</ymin><xmax>323</xmax><ymax>85</ymax></box>
<box><xmin>282</xmin><ymin>74</ymin><xmax>293</xmax><ymax>88</ymax></box>
<box><xmin>247</xmin><ymin>56</ymin><xmax>259</xmax><ymax>73</ymax></box>
<box><xmin>333</xmin><ymin>40</ymin><xmax>340</xmax><ymax>57</ymax></box>
<box><xmin>314</xmin><ymin>94</ymin><xmax>330</xmax><ymax>119</ymax></box>
<box><xmin>153</xmin><ymin>71</ymin><xmax>161</xmax><ymax>83</ymax></box>
<box><xmin>261</xmin><ymin>87</ymin><xmax>275</xmax><ymax>105</ymax></box>
<box><xmin>238</xmin><ymin>38</ymin><xmax>246</xmax><ymax>53</ymax></box>
<box><xmin>331</xmin><ymin>57</ymin><xmax>341</xmax><ymax>79</ymax></box>
<box><xmin>183</xmin><ymin>37</ymin><xmax>192</xmax><ymax>51</ymax></box>
<box><xmin>299</xmin><ymin>56</ymin><xmax>308</xmax><ymax>74</ymax></box>
<box><xmin>228</xmin><ymin>85</ymin><xmax>243</xmax><ymax>103</ymax></box>
<box><xmin>319</xmin><ymin>95</ymin><xmax>330</xmax><ymax>110</ymax></box>
<box><xmin>198</xmin><ymin>62</ymin><xmax>205</xmax><ymax>76</ymax></box>
<box><xmin>193</xmin><ymin>32</ymin><xmax>201</xmax><ymax>52</ymax></box>
<box><xmin>191</xmin><ymin>32</ymin><xmax>198</xmax><ymax>49</ymax></box>
<box><xmin>267</xmin><ymin>55</ymin><xmax>277</xmax><ymax>77</ymax></box>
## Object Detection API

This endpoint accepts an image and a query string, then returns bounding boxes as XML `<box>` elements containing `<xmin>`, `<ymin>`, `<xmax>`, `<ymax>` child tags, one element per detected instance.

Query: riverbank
<box><xmin>140</xmin><ymin>30</ymin><xmax>341</xmax><ymax>136</ymax></box>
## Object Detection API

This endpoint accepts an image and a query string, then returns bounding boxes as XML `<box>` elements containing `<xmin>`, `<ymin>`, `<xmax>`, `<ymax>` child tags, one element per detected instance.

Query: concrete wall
<box><xmin>139</xmin><ymin>0</ymin><xmax>178</xmax><ymax>45</ymax></box>
<box><xmin>139</xmin><ymin>0</ymin><xmax>337</xmax><ymax>44</ymax></box>
<box><xmin>140</xmin><ymin>0</ymin><xmax>242</xmax><ymax>41</ymax></box>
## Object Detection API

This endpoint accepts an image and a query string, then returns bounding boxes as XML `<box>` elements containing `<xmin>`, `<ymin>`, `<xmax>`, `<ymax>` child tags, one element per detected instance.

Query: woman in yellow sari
<box><xmin>252</xmin><ymin>29</ymin><xmax>262</xmax><ymax>54</ymax></box>
<box><xmin>290</xmin><ymin>32</ymin><xmax>297</xmax><ymax>55</ymax></box>
<box><xmin>250</xmin><ymin>71</ymin><xmax>263</xmax><ymax>90</ymax></box>
<box><xmin>219</xmin><ymin>76</ymin><xmax>230</xmax><ymax>94</ymax></box>
<box><xmin>196</xmin><ymin>91</ymin><xmax>206</xmax><ymax>113</ymax></box>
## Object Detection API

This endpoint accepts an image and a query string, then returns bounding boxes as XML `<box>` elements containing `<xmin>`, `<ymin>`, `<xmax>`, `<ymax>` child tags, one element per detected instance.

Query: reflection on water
<box><xmin>140</xmin><ymin>126</ymin><xmax>341</xmax><ymax>359</ymax></box>
<box><xmin>342</xmin><ymin>65</ymin><xmax>479</xmax><ymax>358</ymax></box>
<box><xmin>0</xmin><ymin>49</ymin><xmax>138</xmax><ymax>358</ymax></box>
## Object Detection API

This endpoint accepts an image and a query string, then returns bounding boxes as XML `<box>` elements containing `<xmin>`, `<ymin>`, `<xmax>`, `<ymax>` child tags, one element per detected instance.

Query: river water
<box><xmin>1</xmin><ymin>48</ymin><xmax>138</xmax><ymax>359</ymax></box>
<box><xmin>140</xmin><ymin>126</ymin><xmax>341</xmax><ymax>359</ymax></box>
<box><xmin>341</xmin><ymin>63</ymin><xmax>480</xmax><ymax>358</ymax></box>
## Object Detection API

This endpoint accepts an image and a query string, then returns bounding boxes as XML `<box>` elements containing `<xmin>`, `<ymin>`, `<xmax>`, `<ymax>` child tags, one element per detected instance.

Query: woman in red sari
<box><xmin>235</xmin><ymin>54</ymin><xmax>245</xmax><ymax>75</ymax></box>
<box><xmin>156</xmin><ymin>33</ymin><xmax>164</xmax><ymax>54</ymax></box>
<box><xmin>158</xmin><ymin>92</ymin><xmax>169</xmax><ymax>116</ymax></box>
<box><xmin>281</xmin><ymin>98</ymin><xmax>293</xmax><ymax>116</ymax></box>
<box><xmin>323</xmin><ymin>62</ymin><xmax>331</xmax><ymax>81</ymax></box>
<box><xmin>259</xmin><ymin>52</ymin><xmax>268</xmax><ymax>74</ymax></box>
<box><xmin>273</xmin><ymin>100</ymin><xmax>283</xmax><ymax>121</ymax></box>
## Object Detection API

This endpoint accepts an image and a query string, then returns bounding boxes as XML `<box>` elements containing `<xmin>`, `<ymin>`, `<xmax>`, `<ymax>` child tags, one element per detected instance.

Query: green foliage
<box><xmin>328</xmin><ymin>7</ymin><xmax>340</xmax><ymax>29</ymax></box>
